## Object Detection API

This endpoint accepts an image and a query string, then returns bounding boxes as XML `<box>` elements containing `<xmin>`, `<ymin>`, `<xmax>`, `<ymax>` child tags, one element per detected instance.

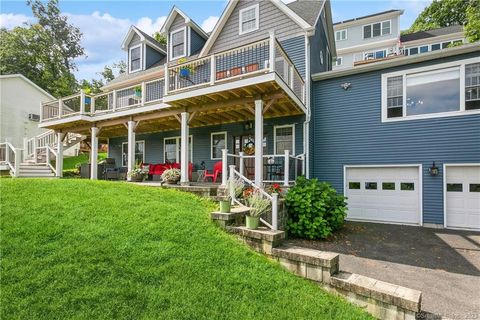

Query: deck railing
<box><xmin>0</xmin><ymin>142</ymin><xmax>22</xmax><ymax>177</ymax></box>
<box><xmin>40</xmin><ymin>33</ymin><xmax>305</xmax><ymax>123</ymax></box>
<box><xmin>24</xmin><ymin>130</ymin><xmax>82</xmax><ymax>162</ymax></box>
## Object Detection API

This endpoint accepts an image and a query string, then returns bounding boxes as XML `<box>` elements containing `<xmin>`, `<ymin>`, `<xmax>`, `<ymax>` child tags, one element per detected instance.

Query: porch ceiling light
<box><xmin>429</xmin><ymin>161</ymin><xmax>439</xmax><ymax>176</ymax></box>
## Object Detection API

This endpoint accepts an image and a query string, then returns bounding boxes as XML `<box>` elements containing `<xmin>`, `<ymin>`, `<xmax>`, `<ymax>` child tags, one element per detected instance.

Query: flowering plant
<box><xmin>268</xmin><ymin>183</ymin><xmax>282</xmax><ymax>194</ymax></box>
<box><xmin>127</xmin><ymin>167</ymin><xmax>148</xmax><ymax>179</ymax></box>
<box><xmin>161</xmin><ymin>168</ymin><xmax>181</xmax><ymax>181</ymax></box>
<box><xmin>246</xmin><ymin>189</ymin><xmax>271</xmax><ymax>217</ymax></box>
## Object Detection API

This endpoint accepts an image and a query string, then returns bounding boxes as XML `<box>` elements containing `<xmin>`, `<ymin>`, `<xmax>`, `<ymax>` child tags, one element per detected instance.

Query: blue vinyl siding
<box><xmin>280</xmin><ymin>36</ymin><xmax>305</xmax><ymax>78</ymax></box>
<box><xmin>109</xmin><ymin>115</ymin><xmax>305</xmax><ymax>170</ymax></box>
<box><xmin>310</xmin><ymin>11</ymin><xmax>330</xmax><ymax>74</ymax></box>
<box><xmin>145</xmin><ymin>45</ymin><xmax>165</xmax><ymax>69</ymax></box>
<box><xmin>190</xmin><ymin>29</ymin><xmax>206</xmax><ymax>55</ymax></box>
<box><xmin>311</xmin><ymin>52</ymin><xmax>480</xmax><ymax>225</ymax></box>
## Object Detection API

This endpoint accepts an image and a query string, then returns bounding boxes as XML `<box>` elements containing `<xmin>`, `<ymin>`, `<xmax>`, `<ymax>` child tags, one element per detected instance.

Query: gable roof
<box><xmin>121</xmin><ymin>26</ymin><xmax>167</xmax><ymax>54</ymax></box>
<box><xmin>400</xmin><ymin>25</ymin><xmax>464</xmax><ymax>43</ymax></box>
<box><xmin>0</xmin><ymin>74</ymin><xmax>55</xmax><ymax>99</ymax></box>
<box><xmin>160</xmin><ymin>6</ymin><xmax>209</xmax><ymax>39</ymax></box>
<box><xmin>286</xmin><ymin>0</ymin><xmax>325</xmax><ymax>26</ymax></box>
<box><xmin>199</xmin><ymin>0</ymin><xmax>316</xmax><ymax>57</ymax></box>
<box><xmin>334</xmin><ymin>9</ymin><xmax>403</xmax><ymax>26</ymax></box>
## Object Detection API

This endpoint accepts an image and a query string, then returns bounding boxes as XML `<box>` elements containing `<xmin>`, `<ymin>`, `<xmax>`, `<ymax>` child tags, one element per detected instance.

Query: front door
<box><xmin>233</xmin><ymin>134</ymin><xmax>266</xmax><ymax>180</ymax></box>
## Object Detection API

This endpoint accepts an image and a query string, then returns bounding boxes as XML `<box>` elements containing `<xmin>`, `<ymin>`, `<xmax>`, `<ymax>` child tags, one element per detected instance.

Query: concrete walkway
<box><xmin>289</xmin><ymin>222</ymin><xmax>480</xmax><ymax>318</ymax></box>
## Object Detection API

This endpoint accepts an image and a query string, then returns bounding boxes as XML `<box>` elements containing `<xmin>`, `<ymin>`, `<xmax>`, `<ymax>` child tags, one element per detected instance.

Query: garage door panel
<box><xmin>345</xmin><ymin>166</ymin><xmax>421</xmax><ymax>225</ymax></box>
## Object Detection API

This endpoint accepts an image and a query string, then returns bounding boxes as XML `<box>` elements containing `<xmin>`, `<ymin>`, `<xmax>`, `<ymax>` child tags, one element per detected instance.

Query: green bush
<box><xmin>285</xmin><ymin>177</ymin><xmax>347</xmax><ymax>239</ymax></box>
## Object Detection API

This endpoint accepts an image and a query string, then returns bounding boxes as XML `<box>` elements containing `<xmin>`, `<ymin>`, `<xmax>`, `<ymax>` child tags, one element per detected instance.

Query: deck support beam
<box><xmin>56</xmin><ymin>132</ymin><xmax>65</xmax><ymax>177</ymax></box>
<box><xmin>127</xmin><ymin>120</ymin><xmax>136</xmax><ymax>181</ymax></box>
<box><xmin>90</xmin><ymin>127</ymin><xmax>99</xmax><ymax>180</ymax></box>
<box><xmin>180</xmin><ymin>112</ymin><xmax>189</xmax><ymax>185</ymax></box>
<box><xmin>254</xmin><ymin>99</ymin><xmax>263</xmax><ymax>187</ymax></box>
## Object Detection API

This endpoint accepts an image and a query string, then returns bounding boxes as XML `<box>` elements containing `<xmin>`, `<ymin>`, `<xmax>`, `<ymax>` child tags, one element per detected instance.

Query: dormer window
<box><xmin>170</xmin><ymin>27</ymin><xmax>186</xmax><ymax>60</ymax></box>
<box><xmin>129</xmin><ymin>44</ymin><xmax>142</xmax><ymax>73</ymax></box>
<box><xmin>239</xmin><ymin>4</ymin><xmax>259</xmax><ymax>35</ymax></box>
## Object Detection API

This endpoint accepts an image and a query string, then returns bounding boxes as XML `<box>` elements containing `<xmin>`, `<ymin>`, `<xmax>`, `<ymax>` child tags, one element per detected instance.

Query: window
<box><xmin>420</xmin><ymin>45</ymin><xmax>429</xmax><ymax>53</ymax></box>
<box><xmin>239</xmin><ymin>4</ymin><xmax>259</xmax><ymax>35</ymax></box>
<box><xmin>363</xmin><ymin>20</ymin><xmax>390</xmax><ymax>39</ymax></box>
<box><xmin>334</xmin><ymin>57</ymin><xmax>343</xmax><ymax>67</ymax></box>
<box><xmin>365</xmin><ymin>182</ymin><xmax>377</xmax><ymax>190</ymax></box>
<box><xmin>431</xmin><ymin>43</ymin><xmax>441</xmax><ymax>51</ymax></box>
<box><xmin>320</xmin><ymin>50</ymin><xmax>324</xmax><ymax>65</ymax></box>
<box><xmin>364</xmin><ymin>49</ymin><xmax>386</xmax><ymax>61</ymax></box>
<box><xmin>164</xmin><ymin>136</ymin><xmax>193</xmax><ymax>163</ymax></box>
<box><xmin>349</xmin><ymin>182</ymin><xmax>361</xmax><ymax>189</ymax></box>
<box><xmin>122</xmin><ymin>141</ymin><xmax>145</xmax><ymax>167</ymax></box>
<box><xmin>382</xmin><ymin>182</ymin><xmax>395</xmax><ymax>190</ymax></box>
<box><xmin>382</xmin><ymin>59</ymin><xmax>480</xmax><ymax>122</ymax></box>
<box><xmin>400</xmin><ymin>182</ymin><xmax>415</xmax><ymax>191</ymax></box>
<box><xmin>129</xmin><ymin>45</ymin><xmax>142</xmax><ymax>73</ymax></box>
<box><xmin>470</xmin><ymin>184</ymin><xmax>480</xmax><ymax>192</ymax></box>
<box><xmin>465</xmin><ymin>63</ymin><xmax>480</xmax><ymax>110</ymax></box>
<box><xmin>170</xmin><ymin>28</ymin><xmax>186</xmax><ymax>59</ymax></box>
<box><xmin>335</xmin><ymin>29</ymin><xmax>347</xmax><ymax>41</ymax></box>
<box><xmin>409</xmin><ymin>47</ymin><xmax>418</xmax><ymax>55</ymax></box>
<box><xmin>211</xmin><ymin>132</ymin><xmax>227</xmax><ymax>160</ymax></box>
<box><xmin>447</xmin><ymin>183</ymin><xmax>463</xmax><ymax>192</ymax></box>
<box><xmin>274</xmin><ymin>125</ymin><xmax>294</xmax><ymax>155</ymax></box>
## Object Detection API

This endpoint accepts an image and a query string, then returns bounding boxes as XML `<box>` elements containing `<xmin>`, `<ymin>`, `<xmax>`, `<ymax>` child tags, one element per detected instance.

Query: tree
<box><xmin>153</xmin><ymin>31</ymin><xmax>167</xmax><ymax>45</ymax></box>
<box><xmin>407</xmin><ymin>0</ymin><xmax>479</xmax><ymax>43</ymax></box>
<box><xmin>0</xmin><ymin>0</ymin><xmax>84</xmax><ymax>97</ymax></box>
<box><xmin>80</xmin><ymin>61</ymin><xmax>126</xmax><ymax>94</ymax></box>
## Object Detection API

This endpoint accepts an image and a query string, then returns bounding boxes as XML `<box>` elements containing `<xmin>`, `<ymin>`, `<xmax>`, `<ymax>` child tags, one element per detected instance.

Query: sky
<box><xmin>0</xmin><ymin>0</ymin><xmax>432</xmax><ymax>81</ymax></box>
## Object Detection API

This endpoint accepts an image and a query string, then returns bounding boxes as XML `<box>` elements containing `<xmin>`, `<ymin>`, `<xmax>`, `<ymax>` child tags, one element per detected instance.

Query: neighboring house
<box><xmin>333</xmin><ymin>10</ymin><xmax>403</xmax><ymax>69</ymax></box>
<box><xmin>400</xmin><ymin>25</ymin><xmax>465</xmax><ymax>56</ymax></box>
<box><xmin>0</xmin><ymin>74</ymin><xmax>53</xmax><ymax>148</ymax></box>
<box><xmin>31</xmin><ymin>0</ymin><xmax>479</xmax><ymax>231</ymax></box>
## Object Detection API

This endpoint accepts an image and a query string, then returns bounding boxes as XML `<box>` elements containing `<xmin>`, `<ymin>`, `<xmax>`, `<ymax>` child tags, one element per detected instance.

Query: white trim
<box><xmin>121</xmin><ymin>140</ymin><xmax>145</xmax><ymax>167</ymax></box>
<box><xmin>210</xmin><ymin>131</ymin><xmax>227</xmax><ymax>160</ymax></box>
<box><xmin>187</xmin><ymin>26</ymin><xmax>191</xmax><ymax>56</ymax></box>
<box><xmin>343</xmin><ymin>164</ymin><xmax>423</xmax><ymax>226</ymax></box>
<box><xmin>403</xmin><ymin>39</ymin><xmax>464</xmax><ymax>56</ymax></box>
<box><xmin>129</xmin><ymin>44</ymin><xmax>143</xmax><ymax>73</ymax></box>
<box><xmin>334</xmin><ymin>56</ymin><xmax>343</xmax><ymax>66</ymax></box>
<box><xmin>163</xmin><ymin>135</ymin><xmax>193</xmax><ymax>163</ymax></box>
<box><xmin>273</xmin><ymin>124</ymin><xmax>295</xmax><ymax>155</ymax></box>
<box><xmin>334</xmin><ymin>10</ymin><xmax>403</xmax><ymax>29</ymax></box>
<box><xmin>362</xmin><ymin>19</ymin><xmax>392</xmax><ymax>40</ymax></box>
<box><xmin>169</xmin><ymin>26</ymin><xmax>187</xmax><ymax>61</ymax></box>
<box><xmin>443</xmin><ymin>163</ymin><xmax>480</xmax><ymax>230</ymax></box>
<box><xmin>362</xmin><ymin>47</ymin><xmax>388</xmax><ymax>61</ymax></box>
<box><xmin>335</xmin><ymin>29</ymin><xmax>347</xmax><ymax>41</ymax></box>
<box><xmin>381</xmin><ymin>57</ymin><xmax>480</xmax><ymax>123</ymax></box>
<box><xmin>160</xmin><ymin>6</ymin><xmax>209</xmax><ymax>39</ymax></box>
<box><xmin>336</xmin><ymin>38</ymin><xmax>398</xmax><ymax>55</ymax></box>
<box><xmin>239</xmin><ymin>4</ymin><xmax>259</xmax><ymax>35</ymax></box>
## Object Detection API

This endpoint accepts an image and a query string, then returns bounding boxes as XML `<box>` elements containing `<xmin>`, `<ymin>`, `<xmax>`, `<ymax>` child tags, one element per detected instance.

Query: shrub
<box><xmin>285</xmin><ymin>176</ymin><xmax>347</xmax><ymax>239</ymax></box>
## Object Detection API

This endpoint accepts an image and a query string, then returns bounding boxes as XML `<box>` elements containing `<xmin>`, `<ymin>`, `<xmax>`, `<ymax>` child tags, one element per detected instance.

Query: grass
<box><xmin>1</xmin><ymin>179</ymin><xmax>372</xmax><ymax>319</ymax></box>
<box><xmin>63</xmin><ymin>152</ymin><xmax>107</xmax><ymax>170</ymax></box>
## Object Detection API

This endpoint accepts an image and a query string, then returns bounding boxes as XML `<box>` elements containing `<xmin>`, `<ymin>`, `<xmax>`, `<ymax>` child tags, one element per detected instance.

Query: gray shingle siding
<box><xmin>209</xmin><ymin>0</ymin><xmax>304</xmax><ymax>54</ymax></box>
<box><xmin>171</xmin><ymin>14</ymin><xmax>186</xmax><ymax>31</ymax></box>
<box><xmin>311</xmin><ymin>52</ymin><xmax>480</xmax><ymax>225</ymax></box>
<box><xmin>190</xmin><ymin>29</ymin><xmax>206</xmax><ymax>55</ymax></box>
<box><xmin>129</xmin><ymin>33</ymin><xmax>141</xmax><ymax>47</ymax></box>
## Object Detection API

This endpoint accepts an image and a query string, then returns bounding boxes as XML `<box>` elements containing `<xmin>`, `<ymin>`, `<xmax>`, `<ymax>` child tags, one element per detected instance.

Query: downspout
<box><xmin>304</xmin><ymin>33</ymin><xmax>311</xmax><ymax>179</ymax></box>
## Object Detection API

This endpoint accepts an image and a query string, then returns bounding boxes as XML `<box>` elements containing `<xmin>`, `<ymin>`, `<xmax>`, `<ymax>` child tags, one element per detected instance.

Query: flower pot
<box><xmin>246</xmin><ymin>215</ymin><xmax>259</xmax><ymax>229</ymax></box>
<box><xmin>129</xmin><ymin>175</ymin><xmax>144</xmax><ymax>182</ymax></box>
<box><xmin>165</xmin><ymin>178</ymin><xmax>179</xmax><ymax>184</ymax></box>
<box><xmin>219</xmin><ymin>200</ymin><xmax>231</xmax><ymax>213</ymax></box>
<box><xmin>180</xmin><ymin>68</ymin><xmax>191</xmax><ymax>78</ymax></box>
<box><xmin>134</xmin><ymin>90</ymin><xmax>142</xmax><ymax>98</ymax></box>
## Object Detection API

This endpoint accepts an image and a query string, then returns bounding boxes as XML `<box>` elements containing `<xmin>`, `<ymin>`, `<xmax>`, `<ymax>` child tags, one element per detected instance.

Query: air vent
<box><xmin>28</xmin><ymin>114</ymin><xmax>40</xmax><ymax>122</ymax></box>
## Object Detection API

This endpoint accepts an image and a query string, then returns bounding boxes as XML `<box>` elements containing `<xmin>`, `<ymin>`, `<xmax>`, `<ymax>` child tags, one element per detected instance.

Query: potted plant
<box><xmin>245</xmin><ymin>189</ymin><xmax>271</xmax><ymax>229</ymax></box>
<box><xmin>268</xmin><ymin>183</ymin><xmax>283</xmax><ymax>195</ymax></box>
<box><xmin>84</xmin><ymin>87</ymin><xmax>92</xmax><ymax>105</ymax></box>
<box><xmin>177</xmin><ymin>57</ymin><xmax>194</xmax><ymax>78</ymax></box>
<box><xmin>133</xmin><ymin>86</ymin><xmax>142</xmax><ymax>98</ymax></box>
<box><xmin>127</xmin><ymin>167</ymin><xmax>147</xmax><ymax>182</ymax></box>
<box><xmin>219</xmin><ymin>178</ymin><xmax>245</xmax><ymax>213</ymax></box>
<box><xmin>161</xmin><ymin>168</ymin><xmax>181</xmax><ymax>184</ymax></box>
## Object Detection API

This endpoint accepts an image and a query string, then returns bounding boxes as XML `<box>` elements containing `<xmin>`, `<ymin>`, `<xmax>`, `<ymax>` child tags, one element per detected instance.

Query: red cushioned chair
<box><xmin>204</xmin><ymin>161</ymin><xmax>222</xmax><ymax>183</ymax></box>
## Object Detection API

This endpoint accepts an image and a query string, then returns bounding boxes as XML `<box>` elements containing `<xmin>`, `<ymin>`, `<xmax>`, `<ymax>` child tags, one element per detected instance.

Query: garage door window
<box><xmin>382</xmin><ymin>182</ymin><xmax>395</xmax><ymax>190</ymax></box>
<box><xmin>349</xmin><ymin>182</ymin><xmax>360</xmax><ymax>189</ymax></box>
<box><xmin>365</xmin><ymin>182</ymin><xmax>377</xmax><ymax>190</ymax></box>
<box><xmin>447</xmin><ymin>183</ymin><xmax>463</xmax><ymax>192</ymax></box>
<box><xmin>400</xmin><ymin>182</ymin><xmax>415</xmax><ymax>191</ymax></box>
<box><xmin>470</xmin><ymin>184</ymin><xmax>480</xmax><ymax>192</ymax></box>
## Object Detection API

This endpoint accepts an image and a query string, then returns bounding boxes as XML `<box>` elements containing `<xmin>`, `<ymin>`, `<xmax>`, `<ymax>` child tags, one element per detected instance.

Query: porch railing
<box><xmin>0</xmin><ymin>142</ymin><xmax>22</xmax><ymax>177</ymax></box>
<box><xmin>24</xmin><ymin>130</ymin><xmax>82</xmax><ymax>162</ymax></box>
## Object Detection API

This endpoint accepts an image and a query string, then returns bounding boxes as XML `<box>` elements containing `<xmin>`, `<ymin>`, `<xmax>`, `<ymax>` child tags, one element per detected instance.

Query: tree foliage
<box><xmin>153</xmin><ymin>31</ymin><xmax>167</xmax><ymax>45</ymax></box>
<box><xmin>80</xmin><ymin>61</ymin><xmax>126</xmax><ymax>94</ymax></box>
<box><xmin>0</xmin><ymin>0</ymin><xmax>84</xmax><ymax>97</ymax></box>
<box><xmin>407</xmin><ymin>0</ymin><xmax>479</xmax><ymax>43</ymax></box>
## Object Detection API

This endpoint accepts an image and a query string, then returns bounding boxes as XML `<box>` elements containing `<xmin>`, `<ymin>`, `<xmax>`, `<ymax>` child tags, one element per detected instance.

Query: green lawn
<box><xmin>1</xmin><ymin>179</ymin><xmax>371</xmax><ymax>319</ymax></box>
<box><xmin>63</xmin><ymin>152</ymin><xmax>107</xmax><ymax>170</ymax></box>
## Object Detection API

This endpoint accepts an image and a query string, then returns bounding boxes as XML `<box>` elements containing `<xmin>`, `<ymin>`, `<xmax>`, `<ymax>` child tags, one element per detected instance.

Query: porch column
<box><xmin>55</xmin><ymin>132</ymin><xmax>65</xmax><ymax>177</ymax></box>
<box><xmin>254</xmin><ymin>99</ymin><xmax>263</xmax><ymax>186</ymax></box>
<box><xmin>127</xmin><ymin>120</ymin><xmax>136</xmax><ymax>180</ymax></box>
<box><xmin>180</xmin><ymin>112</ymin><xmax>189</xmax><ymax>185</ymax></box>
<box><xmin>90</xmin><ymin>127</ymin><xmax>99</xmax><ymax>180</ymax></box>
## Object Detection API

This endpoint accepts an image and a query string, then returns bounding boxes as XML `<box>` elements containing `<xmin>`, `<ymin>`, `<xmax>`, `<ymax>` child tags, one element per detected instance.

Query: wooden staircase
<box><xmin>17</xmin><ymin>162</ymin><xmax>55</xmax><ymax>178</ymax></box>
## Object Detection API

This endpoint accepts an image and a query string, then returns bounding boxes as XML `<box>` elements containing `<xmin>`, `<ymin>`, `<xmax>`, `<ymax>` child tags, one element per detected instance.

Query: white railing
<box><xmin>228</xmin><ymin>165</ymin><xmax>279</xmax><ymax>230</ymax></box>
<box><xmin>24</xmin><ymin>130</ymin><xmax>82</xmax><ymax>162</ymax></box>
<box><xmin>274</xmin><ymin>39</ymin><xmax>305</xmax><ymax>102</ymax></box>
<box><xmin>45</xmin><ymin>146</ymin><xmax>57</xmax><ymax>175</ymax></box>
<box><xmin>0</xmin><ymin>142</ymin><xmax>22</xmax><ymax>177</ymax></box>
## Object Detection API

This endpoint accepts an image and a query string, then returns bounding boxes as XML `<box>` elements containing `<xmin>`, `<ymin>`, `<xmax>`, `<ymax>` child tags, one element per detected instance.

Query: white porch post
<box><xmin>56</xmin><ymin>132</ymin><xmax>65</xmax><ymax>177</ymax></box>
<box><xmin>221</xmin><ymin>149</ymin><xmax>228</xmax><ymax>186</ymax></box>
<box><xmin>254</xmin><ymin>99</ymin><xmax>264</xmax><ymax>187</ymax></box>
<box><xmin>127</xmin><ymin>120</ymin><xmax>136</xmax><ymax>180</ymax></box>
<box><xmin>284</xmin><ymin>150</ymin><xmax>290</xmax><ymax>187</ymax></box>
<box><xmin>239</xmin><ymin>151</ymin><xmax>245</xmax><ymax>176</ymax></box>
<box><xmin>180</xmin><ymin>112</ymin><xmax>189</xmax><ymax>185</ymax></box>
<box><xmin>90</xmin><ymin>127</ymin><xmax>99</xmax><ymax>180</ymax></box>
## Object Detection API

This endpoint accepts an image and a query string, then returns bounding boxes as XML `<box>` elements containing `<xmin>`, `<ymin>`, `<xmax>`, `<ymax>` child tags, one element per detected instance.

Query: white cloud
<box><xmin>201</xmin><ymin>16</ymin><xmax>219</xmax><ymax>33</ymax></box>
<box><xmin>0</xmin><ymin>13</ymin><xmax>31</xmax><ymax>29</ymax></box>
<box><xmin>136</xmin><ymin>16</ymin><xmax>167</xmax><ymax>35</ymax></box>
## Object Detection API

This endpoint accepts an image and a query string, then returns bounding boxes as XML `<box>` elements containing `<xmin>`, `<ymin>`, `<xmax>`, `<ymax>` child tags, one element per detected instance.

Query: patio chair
<box><xmin>204</xmin><ymin>161</ymin><xmax>222</xmax><ymax>183</ymax></box>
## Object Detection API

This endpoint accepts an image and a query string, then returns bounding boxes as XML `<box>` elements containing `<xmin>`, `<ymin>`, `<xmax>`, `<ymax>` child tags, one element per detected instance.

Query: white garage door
<box><xmin>345</xmin><ymin>166</ymin><xmax>421</xmax><ymax>225</ymax></box>
<box><xmin>445</xmin><ymin>165</ymin><xmax>480</xmax><ymax>231</ymax></box>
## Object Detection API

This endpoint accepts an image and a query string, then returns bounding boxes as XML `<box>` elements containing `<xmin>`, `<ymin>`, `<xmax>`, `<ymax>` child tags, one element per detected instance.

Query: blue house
<box><xmin>30</xmin><ymin>0</ymin><xmax>479</xmax><ymax>231</ymax></box>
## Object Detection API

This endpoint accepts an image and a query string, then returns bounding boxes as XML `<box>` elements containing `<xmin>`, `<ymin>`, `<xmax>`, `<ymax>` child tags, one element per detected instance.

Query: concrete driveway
<box><xmin>288</xmin><ymin>222</ymin><xmax>480</xmax><ymax>319</ymax></box>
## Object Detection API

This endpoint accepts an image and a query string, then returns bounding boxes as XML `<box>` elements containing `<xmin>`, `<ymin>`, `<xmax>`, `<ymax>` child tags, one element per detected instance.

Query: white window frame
<box><xmin>170</xmin><ymin>26</ymin><xmax>187</xmax><ymax>60</ymax></box>
<box><xmin>334</xmin><ymin>56</ymin><xmax>343</xmax><ymax>66</ymax></box>
<box><xmin>381</xmin><ymin>57</ymin><xmax>480</xmax><ymax>122</ymax></box>
<box><xmin>335</xmin><ymin>29</ymin><xmax>347</xmax><ymax>41</ymax></box>
<box><xmin>163</xmin><ymin>135</ymin><xmax>193</xmax><ymax>163</ymax></box>
<box><xmin>273</xmin><ymin>124</ymin><xmax>295</xmax><ymax>155</ymax></box>
<box><xmin>121</xmin><ymin>140</ymin><xmax>145</xmax><ymax>167</ymax></box>
<box><xmin>239</xmin><ymin>4</ymin><xmax>259</xmax><ymax>35</ymax></box>
<box><xmin>211</xmin><ymin>131</ymin><xmax>227</xmax><ymax>160</ymax></box>
<box><xmin>362</xmin><ymin>20</ymin><xmax>391</xmax><ymax>39</ymax></box>
<box><xmin>129</xmin><ymin>44</ymin><xmax>143</xmax><ymax>73</ymax></box>
<box><xmin>363</xmin><ymin>48</ymin><xmax>387</xmax><ymax>61</ymax></box>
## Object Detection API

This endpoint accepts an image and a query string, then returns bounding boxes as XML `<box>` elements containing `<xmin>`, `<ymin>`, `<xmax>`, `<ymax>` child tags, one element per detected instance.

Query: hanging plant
<box><xmin>133</xmin><ymin>86</ymin><xmax>142</xmax><ymax>98</ymax></box>
<box><xmin>177</xmin><ymin>57</ymin><xmax>194</xmax><ymax>78</ymax></box>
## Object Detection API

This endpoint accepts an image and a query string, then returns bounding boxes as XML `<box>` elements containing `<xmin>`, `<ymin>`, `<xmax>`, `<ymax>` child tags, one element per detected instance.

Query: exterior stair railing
<box><xmin>0</xmin><ymin>142</ymin><xmax>22</xmax><ymax>177</ymax></box>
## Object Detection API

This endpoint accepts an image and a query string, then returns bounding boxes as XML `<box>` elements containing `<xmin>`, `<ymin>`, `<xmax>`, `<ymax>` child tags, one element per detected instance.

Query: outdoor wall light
<box><xmin>244</xmin><ymin>121</ymin><xmax>254</xmax><ymax>131</ymax></box>
<box><xmin>429</xmin><ymin>161</ymin><xmax>439</xmax><ymax>176</ymax></box>
<box><xmin>341</xmin><ymin>82</ymin><xmax>352</xmax><ymax>90</ymax></box>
